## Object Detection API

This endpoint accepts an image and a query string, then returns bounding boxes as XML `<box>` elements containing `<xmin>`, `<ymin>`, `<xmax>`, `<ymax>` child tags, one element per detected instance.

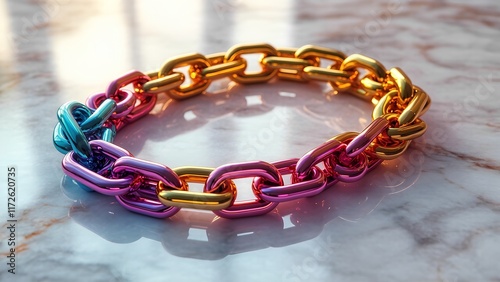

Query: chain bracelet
<box><xmin>53</xmin><ymin>43</ymin><xmax>431</xmax><ymax>219</ymax></box>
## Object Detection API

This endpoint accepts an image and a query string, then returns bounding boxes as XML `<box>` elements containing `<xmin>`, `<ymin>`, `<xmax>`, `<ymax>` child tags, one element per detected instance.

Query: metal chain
<box><xmin>53</xmin><ymin>43</ymin><xmax>430</xmax><ymax>219</ymax></box>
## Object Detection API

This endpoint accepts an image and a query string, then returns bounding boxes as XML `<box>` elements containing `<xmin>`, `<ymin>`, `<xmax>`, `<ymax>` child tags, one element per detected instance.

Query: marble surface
<box><xmin>1</xmin><ymin>0</ymin><xmax>500</xmax><ymax>281</ymax></box>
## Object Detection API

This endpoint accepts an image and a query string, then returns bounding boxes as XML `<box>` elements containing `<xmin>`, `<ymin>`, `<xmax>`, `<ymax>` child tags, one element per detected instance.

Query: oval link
<box><xmin>62</xmin><ymin>140</ymin><xmax>133</xmax><ymax>195</ymax></box>
<box><xmin>205</xmin><ymin>161</ymin><xmax>283</xmax><ymax>218</ymax></box>
<box><xmin>274</xmin><ymin>47</ymin><xmax>313</xmax><ymax>82</ymax></box>
<box><xmin>388</xmin><ymin>67</ymin><xmax>414</xmax><ymax>103</ymax></box>
<box><xmin>295</xmin><ymin>45</ymin><xmax>346</xmax><ymax>67</ymax></box>
<box><xmin>254</xmin><ymin>159</ymin><xmax>327</xmax><ymax>202</ymax></box>
<box><xmin>157</xmin><ymin>166</ymin><xmax>237</xmax><ymax>211</ymax></box>
<box><xmin>155</xmin><ymin>53</ymin><xmax>211</xmax><ymax>100</ymax></box>
<box><xmin>112</xmin><ymin>157</ymin><xmax>184</xmax><ymax>218</ymax></box>
<box><xmin>224</xmin><ymin>43</ymin><xmax>278</xmax><ymax>84</ymax></box>
<box><xmin>398</xmin><ymin>87</ymin><xmax>429</xmax><ymax>126</ymax></box>
<box><xmin>201</xmin><ymin>53</ymin><xmax>247</xmax><ymax>80</ymax></box>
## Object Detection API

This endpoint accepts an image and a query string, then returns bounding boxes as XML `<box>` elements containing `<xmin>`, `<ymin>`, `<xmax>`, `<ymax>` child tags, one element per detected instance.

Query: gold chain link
<box><xmin>139</xmin><ymin>43</ymin><xmax>429</xmax><ymax>159</ymax></box>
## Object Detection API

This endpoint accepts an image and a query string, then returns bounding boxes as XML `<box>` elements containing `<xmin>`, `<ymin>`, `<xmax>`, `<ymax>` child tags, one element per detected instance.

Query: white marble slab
<box><xmin>0</xmin><ymin>0</ymin><xmax>499</xmax><ymax>281</ymax></box>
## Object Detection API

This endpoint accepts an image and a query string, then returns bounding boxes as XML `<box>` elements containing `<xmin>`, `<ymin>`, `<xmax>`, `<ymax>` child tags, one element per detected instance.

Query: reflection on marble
<box><xmin>0</xmin><ymin>0</ymin><xmax>500</xmax><ymax>281</ymax></box>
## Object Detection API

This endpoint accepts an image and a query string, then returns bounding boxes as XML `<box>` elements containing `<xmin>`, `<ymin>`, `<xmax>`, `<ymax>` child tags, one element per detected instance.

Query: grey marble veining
<box><xmin>0</xmin><ymin>0</ymin><xmax>499</xmax><ymax>281</ymax></box>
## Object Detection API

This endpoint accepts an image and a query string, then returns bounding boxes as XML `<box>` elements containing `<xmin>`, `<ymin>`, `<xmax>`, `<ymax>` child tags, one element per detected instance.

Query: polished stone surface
<box><xmin>1</xmin><ymin>0</ymin><xmax>500</xmax><ymax>281</ymax></box>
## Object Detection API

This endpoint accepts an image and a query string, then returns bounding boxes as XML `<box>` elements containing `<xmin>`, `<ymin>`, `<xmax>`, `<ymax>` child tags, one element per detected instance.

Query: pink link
<box><xmin>254</xmin><ymin>159</ymin><xmax>328</xmax><ymax>202</ymax></box>
<box><xmin>205</xmin><ymin>161</ymin><xmax>283</xmax><ymax>219</ymax></box>
<box><xmin>345</xmin><ymin>117</ymin><xmax>389</xmax><ymax>157</ymax></box>
<box><xmin>295</xmin><ymin>138</ymin><xmax>343</xmax><ymax>180</ymax></box>
<box><xmin>106</xmin><ymin>70</ymin><xmax>150</xmax><ymax>99</ymax></box>
<box><xmin>87</xmin><ymin>89</ymin><xmax>136</xmax><ymax>119</ymax></box>
<box><xmin>62</xmin><ymin>140</ymin><xmax>133</xmax><ymax>196</ymax></box>
<box><xmin>325</xmin><ymin>147</ymin><xmax>369</xmax><ymax>182</ymax></box>
<box><xmin>112</xmin><ymin>156</ymin><xmax>183</xmax><ymax>218</ymax></box>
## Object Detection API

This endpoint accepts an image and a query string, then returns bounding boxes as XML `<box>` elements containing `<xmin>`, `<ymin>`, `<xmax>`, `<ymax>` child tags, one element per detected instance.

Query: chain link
<box><xmin>54</xmin><ymin>43</ymin><xmax>430</xmax><ymax>219</ymax></box>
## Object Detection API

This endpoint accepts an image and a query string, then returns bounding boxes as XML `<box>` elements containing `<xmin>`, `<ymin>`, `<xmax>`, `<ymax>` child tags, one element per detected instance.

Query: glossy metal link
<box><xmin>388</xmin><ymin>119</ymin><xmax>427</xmax><ymax>140</ymax></box>
<box><xmin>86</xmin><ymin>89</ymin><xmax>136</xmax><ymax>119</ymax></box>
<box><xmin>201</xmin><ymin>54</ymin><xmax>247</xmax><ymax>80</ymax></box>
<box><xmin>295</xmin><ymin>138</ymin><xmax>343</xmax><ymax>180</ymax></box>
<box><xmin>56</xmin><ymin>101</ymin><xmax>95</xmax><ymax>159</ymax></box>
<box><xmin>325</xmin><ymin>133</ymin><xmax>370</xmax><ymax>182</ymax></box>
<box><xmin>398</xmin><ymin>88</ymin><xmax>429</xmax><ymax>126</ymax></box>
<box><xmin>273</xmin><ymin>47</ymin><xmax>314</xmax><ymax>81</ymax></box>
<box><xmin>156</xmin><ymin>166</ymin><xmax>237</xmax><ymax>211</ymax></box>
<box><xmin>295</xmin><ymin>45</ymin><xmax>346</xmax><ymax>67</ymax></box>
<box><xmin>345</xmin><ymin>117</ymin><xmax>389</xmax><ymax>157</ymax></box>
<box><xmin>205</xmin><ymin>161</ymin><xmax>283</xmax><ymax>218</ymax></box>
<box><xmin>254</xmin><ymin>159</ymin><xmax>327</xmax><ymax>202</ymax></box>
<box><xmin>112</xmin><ymin>156</ymin><xmax>183</xmax><ymax>218</ymax></box>
<box><xmin>224</xmin><ymin>43</ymin><xmax>278</xmax><ymax>84</ymax></box>
<box><xmin>142</xmin><ymin>72</ymin><xmax>184</xmax><ymax>95</ymax></box>
<box><xmin>62</xmin><ymin>140</ymin><xmax>133</xmax><ymax>195</ymax></box>
<box><xmin>340</xmin><ymin>54</ymin><xmax>387</xmax><ymax>81</ymax></box>
<box><xmin>388</xmin><ymin>67</ymin><xmax>413</xmax><ymax>103</ymax></box>
<box><xmin>54</xmin><ymin>99</ymin><xmax>117</xmax><ymax>157</ymax></box>
<box><xmin>156</xmin><ymin>53</ymin><xmax>211</xmax><ymax>100</ymax></box>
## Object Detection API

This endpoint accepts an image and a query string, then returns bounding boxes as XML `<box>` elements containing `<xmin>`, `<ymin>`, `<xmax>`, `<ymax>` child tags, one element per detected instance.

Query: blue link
<box><xmin>53</xmin><ymin>99</ymin><xmax>117</xmax><ymax>160</ymax></box>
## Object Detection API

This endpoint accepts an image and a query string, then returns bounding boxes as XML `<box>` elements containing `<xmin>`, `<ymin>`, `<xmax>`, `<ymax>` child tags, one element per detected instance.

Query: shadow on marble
<box><xmin>59</xmin><ymin>80</ymin><xmax>425</xmax><ymax>260</ymax></box>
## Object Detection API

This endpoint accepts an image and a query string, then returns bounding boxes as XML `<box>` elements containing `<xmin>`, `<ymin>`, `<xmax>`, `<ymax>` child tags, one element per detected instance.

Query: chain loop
<box><xmin>224</xmin><ymin>43</ymin><xmax>278</xmax><ymax>84</ymax></box>
<box><xmin>54</xmin><ymin>43</ymin><xmax>430</xmax><ymax>219</ymax></box>
<box><xmin>205</xmin><ymin>161</ymin><xmax>282</xmax><ymax>218</ymax></box>
<box><xmin>112</xmin><ymin>157</ymin><xmax>184</xmax><ymax>218</ymax></box>
<box><xmin>254</xmin><ymin>159</ymin><xmax>327</xmax><ymax>202</ymax></box>
<box><xmin>157</xmin><ymin>166</ymin><xmax>237</xmax><ymax>211</ymax></box>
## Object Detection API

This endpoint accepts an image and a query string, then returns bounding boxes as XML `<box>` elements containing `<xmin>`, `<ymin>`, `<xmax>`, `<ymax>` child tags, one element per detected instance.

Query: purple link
<box><xmin>345</xmin><ymin>117</ymin><xmax>389</xmax><ymax>158</ymax></box>
<box><xmin>62</xmin><ymin>140</ymin><xmax>133</xmax><ymax>196</ymax></box>
<box><xmin>295</xmin><ymin>138</ymin><xmax>343</xmax><ymax>179</ymax></box>
<box><xmin>106</xmin><ymin>70</ymin><xmax>150</xmax><ymax>99</ymax></box>
<box><xmin>112</xmin><ymin>156</ymin><xmax>183</xmax><ymax>218</ymax></box>
<box><xmin>205</xmin><ymin>161</ymin><xmax>283</xmax><ymax>219</ymax></box>
<box><xmin>254</xmin><ymin>159</ymin><xmax>328</xmax><ymax>202</ymax></box>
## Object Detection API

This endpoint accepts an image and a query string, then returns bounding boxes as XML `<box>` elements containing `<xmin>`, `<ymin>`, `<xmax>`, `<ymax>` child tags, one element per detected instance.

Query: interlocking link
<box><xmin>254</xmin><ymin>159</ymin><xmax>327</xmax><ymax>202</ymax></box>
<box><xmin>157</xmin><ymin>166</ymin><xmax>237</xmax><ymax>211</ymax></box>
<box><xmin>112</xmin><ymin>157</ymin><xmax>184</xmax><ymax>218</ymax></box>
<box><xmin>54</xmin><ymin>43</ymin><xmax>430</xmax><ymax>219</ymax></box>
<box><xmin>224</xmin><ymin>43</ymin><xmax>278</xmax><ymax>84</ymax></box>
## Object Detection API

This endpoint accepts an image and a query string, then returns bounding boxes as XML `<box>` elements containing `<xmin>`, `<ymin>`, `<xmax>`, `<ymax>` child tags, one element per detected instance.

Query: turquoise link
<box><xmin>53</xmin><ymin>99</ymin><xmax>117</xmax><ymax>159</ymax></box>
<box><xmin>57</xmin><ymin>101</ymin><xmax>93</xmax><ymax>159</ymax></box>
<box><xmin>80</xmin><ymin>99</ymin><xmax>117</xmax><ymax>132</ymax></box>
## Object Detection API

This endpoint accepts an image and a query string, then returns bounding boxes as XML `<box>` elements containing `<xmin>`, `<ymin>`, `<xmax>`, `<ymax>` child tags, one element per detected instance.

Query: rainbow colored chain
<box><xmin>53</xmin><ymin>43</ymin><xmax>430</xmax><ymax>219</ymax></box>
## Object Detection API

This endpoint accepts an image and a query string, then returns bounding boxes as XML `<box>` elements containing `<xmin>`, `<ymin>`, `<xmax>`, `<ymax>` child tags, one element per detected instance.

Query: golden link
<box><xmin>372</xmin><ymin>90</ymin><xmax>399</xmax><ymax>119</ymax></box>
<box><xmin>388</xmin><ymin>67</ymin><xmax>413</xmax><ymax>103</ymax></box>
<box><xmin>414</xmin><ymin>85</ymin><xmax>431</xmax><ymax>117</ymax></box>
<box><xmin>201</xmin><ymin>53</ymin><xmax>247</xmax><ymax>80</ymax></box>
<box><xmin>156</xmin><ymin>166</ymin><xmax>236</xmax><ymax>210</ymax></box>
<box><xmin>388</xmin><ymin>119</ymin><xmax>427</xmax><ymax>141</ymax></box>
<box><xmin>273</xmin><ymin>47</ymin><xmax>317</xmax><ymax>82</ymax></box>
<box><xmin>373</xmin><ymin>140</ymin><xmax>411</xmax><ymax>160</ymax></box>
<box><xmin>142</xmin><ymin>72</ymin><xmax>184</xmax><ymax>95</ymax></box>
<box><xmin>224</xmin><ymin>43</ymin><xmax>278</xmax><ymax>84</ymax></box>
<box><xmin>157</xmin><ymin>53</ymin><xmax>211</xmax><ymax>100</ymax></box>
<box><xmin>398</xmin><ymin>88</ymin><xmax>429</xmax><ymax>126</ymax></box>
<box><xmin>370</xmin><ymin>113</ymin><xmax>411</xmax><ymax>159</ymax></box>
<box><xmin>262</xmin><ymin>56</ymin><xmax>312</xmax><ymax>71</ymax></box>
<box><xmin>302</xmin><ymin>66</ymin><xmax>351</xmax><ymax>83</ymax></box>
<box><xmin>360</xmin><ymin>76</ymin><xmax>385</xmax><ymax>102</ymax></box>
<box><xmin>340</xmin><ymin>54</ymin><xmax>387</xmax><ymax>80</ymax></box>
<box><xmin>295</xmin><ymin>45</ymin><xmax>346</xmax><ymax>68</ymax></box>
<box><xmin>206</xmin><ymin>52</ymin><xmax>226</xmax><ymax>65</ymax></box>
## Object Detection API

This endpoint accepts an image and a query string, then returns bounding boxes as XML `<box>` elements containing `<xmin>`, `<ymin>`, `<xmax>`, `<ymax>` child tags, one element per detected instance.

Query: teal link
<box><xmin>80</xmin><ymin>99</ymin><xmax>117</xmax><ymax>132</ymax></box>
<box><xmin>53</xmin><ymin>99</ymin><xmax>117</xmax><ymax>159</ymax></box>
